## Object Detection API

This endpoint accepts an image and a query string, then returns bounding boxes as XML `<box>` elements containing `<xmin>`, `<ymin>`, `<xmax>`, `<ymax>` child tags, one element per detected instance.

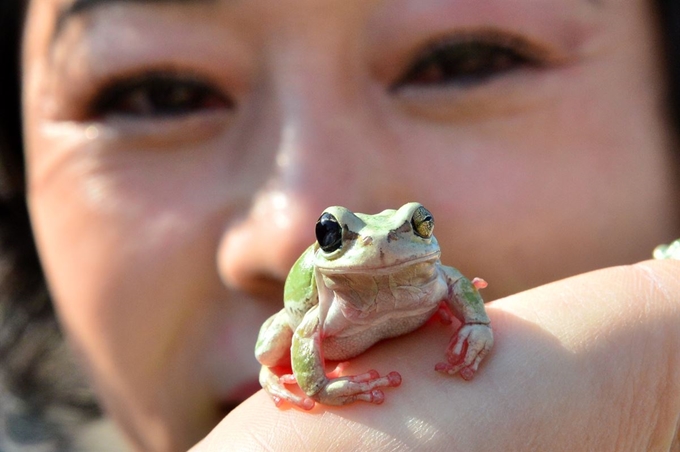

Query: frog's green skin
<box><xmin>255</xmin><ymin>202</ymin><xmax>494</xmax><ymax>409</ymax></box>
<box><xmin>653</xmin><ymin>239</ymin><xmax>680</xmax><ymax>260</ymax></box>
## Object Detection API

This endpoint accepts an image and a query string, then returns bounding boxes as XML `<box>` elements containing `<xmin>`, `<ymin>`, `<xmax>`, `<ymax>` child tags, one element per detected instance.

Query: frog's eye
<box><xmin>411</xmin><ymin>206</ymin><xmax>435</xmax><ymax>239</ymax></box>
<box><xmin>316</xmin><ymin>213</ymin><xmax>343</xmax><ymax>253</ymax></box>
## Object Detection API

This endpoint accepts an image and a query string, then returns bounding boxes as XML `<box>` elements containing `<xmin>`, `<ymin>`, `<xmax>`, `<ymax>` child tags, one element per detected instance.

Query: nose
<box><xmin>217</xmin><ymin>189</ymin><xmax>323</xmax><ymax>298</ymax></box>
<box><xmin>217</xmin><ymin>60</ymin><xmax>387</xmax><ymax>298</ymax></box>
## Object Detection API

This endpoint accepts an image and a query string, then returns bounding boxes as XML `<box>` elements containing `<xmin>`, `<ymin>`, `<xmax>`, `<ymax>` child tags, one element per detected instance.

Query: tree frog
<box><xmin>255</xmin><ymin>202</ymin><xmax>494</xmax><ymax>409</ymax></box>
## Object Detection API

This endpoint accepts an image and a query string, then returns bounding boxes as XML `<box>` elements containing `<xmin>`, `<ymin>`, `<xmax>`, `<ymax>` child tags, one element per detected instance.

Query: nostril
<box><xmin>228</xmin><ymin>272</ymin><xmax>284</xmax><ymax>299</ymax></box>
<box><xmin>217</xmin><ymin>200</ymin><xmax>316</xmax><ymax>300</ymax></box>
<box><xmin>217</xmin><ymin>190</ymin><xmax>336</xmax><ymax>301</ymax></box>
<box><xmin>362</xmin><ymin>235</ymin><xmax>373</xmax><ymax>246</ymax></box>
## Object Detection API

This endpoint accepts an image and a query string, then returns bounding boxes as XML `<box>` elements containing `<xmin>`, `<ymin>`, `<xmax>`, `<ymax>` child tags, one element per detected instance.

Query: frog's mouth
<box><xmin>316</xmin><ymin>251</ymin><xmax>441</xmax><ymax>275</ymax></box>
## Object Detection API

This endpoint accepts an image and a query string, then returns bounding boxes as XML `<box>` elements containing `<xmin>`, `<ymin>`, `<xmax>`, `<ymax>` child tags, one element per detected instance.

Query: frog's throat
<box><xmin>315</xmin><ymin>251</ymin><xmax>441</xmax><ymax>275</ymax></box>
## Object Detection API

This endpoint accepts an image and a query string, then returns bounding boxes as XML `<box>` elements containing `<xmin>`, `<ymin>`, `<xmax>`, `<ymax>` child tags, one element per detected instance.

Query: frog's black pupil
<box><xmin>316</xmin><ymin>213</ymin><xmax>343</xmax><ymax>252</ymax></box>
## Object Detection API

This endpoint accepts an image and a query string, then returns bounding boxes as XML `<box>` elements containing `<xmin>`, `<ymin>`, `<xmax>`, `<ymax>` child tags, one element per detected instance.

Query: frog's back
<box><xmin>283</xmin><ymin>244</ymin><xmax>319</xmax><ymax>327</ymax></box>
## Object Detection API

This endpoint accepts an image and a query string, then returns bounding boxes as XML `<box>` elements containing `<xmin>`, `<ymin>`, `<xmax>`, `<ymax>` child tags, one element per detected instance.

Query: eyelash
<box><xmin>393</xmin><ymin>34</ymin><xmax>546</xmax><ymax>90</ymax></box>
<box><xmin>89</xmin><ymin>71</ymin><xmax>233</xmax><ymax>118</ymax></box>
<box><xmin>85</xmin><ymin>34</ymin><xmax>543</xmax><ymax>118</ymax></box>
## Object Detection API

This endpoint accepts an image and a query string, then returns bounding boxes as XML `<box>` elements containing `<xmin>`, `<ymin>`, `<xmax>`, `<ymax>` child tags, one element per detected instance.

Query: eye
<box><xmin>411</xmin><ymin>206</ymin><xmax>434</xmax><ymax>239</ymax></box>
<box><xmin>316</xmin><ymin>213</ymin><xmax>343</xmax><ymax>253</ymax></box>
<box><xmin>90</xmin><ymin>72</ymin><xmax>233</xmax><ymax>118</ymax></box>
<box><xmin>393</xmin><ymin>34</ymin><xmax>543</xmax><ymax>90</ymax></box>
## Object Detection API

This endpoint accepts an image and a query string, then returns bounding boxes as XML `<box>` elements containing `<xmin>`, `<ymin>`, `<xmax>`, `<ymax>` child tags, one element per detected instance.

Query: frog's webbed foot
<box><xmin>313</xmin><ymin>370</ymin><xmax>402</xmax><ymax>406</ymax></box>
<box><xmin>259</xmin><ymin>366</ymin><xmax>315</xmax><ymax>410</ymax></box>
<box><xmin>260</xmin><ymin>366</ymin><xmax>401</xmax><ymax>408</ymax></box>
<box><xmin>435</xmin><ymin>323</ymin><xmax>493</xmax><ymax>380</ymax></box>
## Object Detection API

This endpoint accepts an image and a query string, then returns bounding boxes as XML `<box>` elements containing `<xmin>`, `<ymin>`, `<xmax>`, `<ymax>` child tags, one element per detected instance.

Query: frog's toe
<box><xmin>260</xmin><ymin>366</ymin><xmax>315</xmax><ymax>409</ymax></box>
<box><xmin>435</xmin><ymin>361</ymin><xmax>462</xmax><ymax>375</ymax></box>
<box><xmin>343</xmin><ymin>369</ymin><xmax>380</xmax><ymax>383</ymax></box>
<box><xmin>460</xmin><ymin>366</ymin><xmax>476</xmax><ymax>381</ymax></box>
<box><xmin>386</xmin><ymin>371</ymin><xmax>402</xmax><ymax>386</ymax></box>
<box><xmin>326</xmin><ymin>361</ymin><xmax>350</xmax><ymax>379</ymax></box>
<box><xmin>355</xmin><ymin>389</ymin><xmax>385</xmax><ymax>404</ymax></box>
<box><xmin>265</xmin><ymin>386</ymin><xmax>315</xmax><ymax>410</ymax></box>
<box><xmin>278</xmin><ymin>373</ymin><xmax>297</xmax><ymax>385</ymax></box>
<box><xmin>331</xmin><ymin>369</ymin><xmax>401</xmax><ymax>386</ymax></box>
<box><xmin>315</xmin><ymin>370</ymin><xmax>401</xmax><ymax>406</ymax></box>
<box><xmin>434</xmin><ymin>361</ymin><xmax>476</xmax><ymax>379</ymax></box>
<box><xmin>471</xmin><ymin>277</ymin><xmax>488</xmax><ymax>289</ymax></box>
<box><xmin>320</xmin><ymin>388</ymin><xmax>385</xmax><ymax>406</ymax></box>
<box><xmin>298</xmin><ymin>397</ymin><xmax>316</xmax><ymax>410</ymax></box>
<box><xmin>281</xmin><ymin>394</ymin><xmax>315</xmax><ymax>410</ymax></box>
<box><xmin>271</xmin><ymin>395</ymin><xmax>283</xmax><ymax>407</ymax></box>
<box><xmin>460</xmin><ymin>351</ymin><xmax>488</xmax><ymax>379</ymax></box>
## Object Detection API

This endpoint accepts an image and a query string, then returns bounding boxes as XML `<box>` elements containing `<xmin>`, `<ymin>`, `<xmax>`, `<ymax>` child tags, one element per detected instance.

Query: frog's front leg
<box><xmin>436</xmin><ymin>267</ymin><xmax>494</xmax><ymax>380</ymax></box>
<box><xmin>292</xmin><ymin>306</ymin><xmax>402</xmax><ymax>408</ymax></box>
<box><xmin>256</xmin><ymin>309</ymin><xmax>316</xmax><ymax>409</ymax></box>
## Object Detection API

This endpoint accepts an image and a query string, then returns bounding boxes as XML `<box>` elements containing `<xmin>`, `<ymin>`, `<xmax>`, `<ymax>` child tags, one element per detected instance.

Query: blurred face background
<box><xmin>18</xmin><ymin>0</ymin><xmax>680</xmax><ymax>449</ymax></box>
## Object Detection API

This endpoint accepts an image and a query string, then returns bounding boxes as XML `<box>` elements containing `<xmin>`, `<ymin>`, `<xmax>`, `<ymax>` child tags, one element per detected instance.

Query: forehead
<box><xmin>33</xmin><ymin>0</ymin><xmax>623</xmax><ymax>64</ymax></box>
<box><xmin>53</xmin><ymin>0</ymin><xmax>215</xmax><ymax>37</ymax></box>
<box><xmin>48</xmin><ymin>0</ymin><xmax>609</xmax><ymax>32</ymax></box>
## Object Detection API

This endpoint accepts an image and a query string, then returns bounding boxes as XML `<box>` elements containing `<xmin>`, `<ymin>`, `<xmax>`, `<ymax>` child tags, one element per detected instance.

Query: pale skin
<box><xmin>19</xmin><ymin>0</ymin><xmax>680</xmax><ymax>450</ymax></box>
<box><xmin>198</xmin><ymin>261</ymin><xmax>680</xmax><ymax>451</ymax></box>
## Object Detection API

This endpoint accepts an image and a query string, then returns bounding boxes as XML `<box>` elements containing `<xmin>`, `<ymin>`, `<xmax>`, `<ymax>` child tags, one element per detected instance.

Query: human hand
<box><xmin>193</xmin><ymin>260</ymin><xmax>680</xmax><ymax>451</ymax></box>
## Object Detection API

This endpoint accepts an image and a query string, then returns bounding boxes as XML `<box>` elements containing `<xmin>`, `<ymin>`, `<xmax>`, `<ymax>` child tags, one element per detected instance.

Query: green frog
<box><xmin>653</xmin><ymin>239</ymin><xmax>680</xmax><ymax>260</ymax></box>
<box><xmin>255</xmin><ymin>202</ymin><xmax>493</xmax><ymax>409</ymax></box>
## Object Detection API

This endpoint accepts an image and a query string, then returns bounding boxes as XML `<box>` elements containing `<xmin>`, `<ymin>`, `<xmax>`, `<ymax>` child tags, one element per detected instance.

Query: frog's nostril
<box><xmin>362</xmin><ymin>236</ymin><xmax>373</xmax><ymax>246</ymax></box>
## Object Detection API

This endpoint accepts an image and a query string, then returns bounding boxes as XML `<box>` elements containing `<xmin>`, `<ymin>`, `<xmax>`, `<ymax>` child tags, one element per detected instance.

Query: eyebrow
<box><xmin>54</xmin><ymin>0</ymin><xmax>211</xmax><ymax>41</ymax></box>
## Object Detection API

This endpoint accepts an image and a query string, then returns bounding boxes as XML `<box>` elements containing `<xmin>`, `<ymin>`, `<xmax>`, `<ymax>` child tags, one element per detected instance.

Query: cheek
<box><xmin>25</xmin><ymin>135</ymin><xmax>233</xmax><ymax>391</ymax></box>
<box><xmin>389</xmin><ymin>79</ymin><xmax>676</xmax><ymax>296</ymax></box>
<box><xmin>31</xmin><ymin>184</ymin><xmax>214</xmax><ymax>369</ymax></box>
<box><xmin>23</xmin><ymin>116</ymin><xmax>278</xmax><ymax>444</ymax></box>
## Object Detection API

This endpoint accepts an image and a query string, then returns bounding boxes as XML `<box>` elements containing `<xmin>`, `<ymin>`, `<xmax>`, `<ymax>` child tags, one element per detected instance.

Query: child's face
<box><xmin>21</xmin><ymin>0</ymin><xmax>679</xmax><ymax>449</ymax></box>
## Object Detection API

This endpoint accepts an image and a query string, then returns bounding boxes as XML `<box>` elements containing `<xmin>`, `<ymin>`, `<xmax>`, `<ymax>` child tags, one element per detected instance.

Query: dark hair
<box><xmin>657</xmin><ymin>0</ymin><xmax>680</xmax><ymax>133</ymax></box>
<box><xmin>0</xmin><ymin>1</ymin><xmax>101</xmax><ymax>451</ymax></box>
<box><xmin>0</xmin><ymin>0</ymin><xmax>679</xmax><ymax>449</ymax></box>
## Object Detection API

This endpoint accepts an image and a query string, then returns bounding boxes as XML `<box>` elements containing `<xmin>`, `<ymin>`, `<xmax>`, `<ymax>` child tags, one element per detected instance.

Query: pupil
<box><xmin>316</xmin><ymin>213</ymin><xmax>342</xmax><ymax>252</ymax></box>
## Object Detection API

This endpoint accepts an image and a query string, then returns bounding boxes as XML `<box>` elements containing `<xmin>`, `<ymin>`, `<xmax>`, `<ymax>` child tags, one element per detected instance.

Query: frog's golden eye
<box><xmin>316</xmin><ymin>213</ymin><xmax>343</xmax><ymax>252</ymax></box>
<box><xmin>411</xmin><ymin>206</ymin><xmax>434</xmax><ymax>239</ymax></box>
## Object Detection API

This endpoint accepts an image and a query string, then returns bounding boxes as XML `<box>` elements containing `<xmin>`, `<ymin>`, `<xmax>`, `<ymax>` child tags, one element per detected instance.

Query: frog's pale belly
<box><xmin>319</xmin><ymin>270</ymin><xmax>447</xmax><ymax>361</ymax></box>
<box><xmin>320</xmin><ymin>263</ymin><xmax>444</xmax><ymax>320</ymax></box>
<box><xmin>321</xmin><ymin>308</ymin><xmax>438</xmax><ymax>361</ymax></box>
